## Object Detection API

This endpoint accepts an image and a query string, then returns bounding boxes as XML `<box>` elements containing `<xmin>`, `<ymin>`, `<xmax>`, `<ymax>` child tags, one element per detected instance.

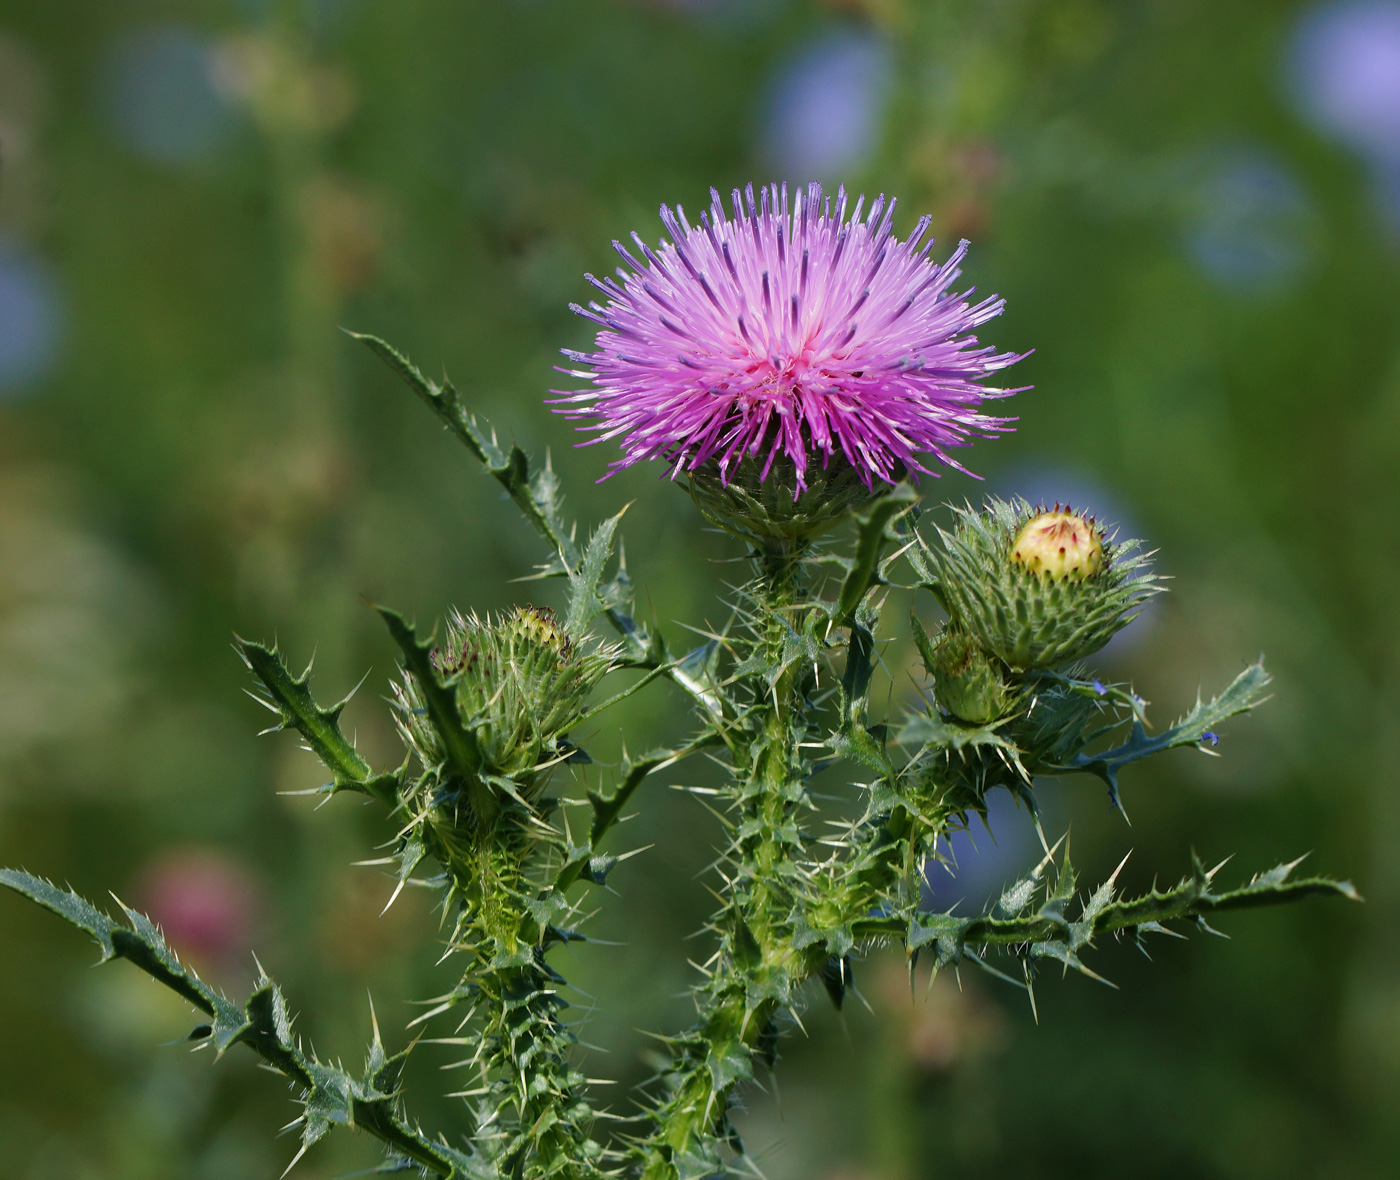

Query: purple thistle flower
<box><xmin>553</xmin><ymin>182</ymin><xmax>1027</xmax><ymax>492</ymax></box>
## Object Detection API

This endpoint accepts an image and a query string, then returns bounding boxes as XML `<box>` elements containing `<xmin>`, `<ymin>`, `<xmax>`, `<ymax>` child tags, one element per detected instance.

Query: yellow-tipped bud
<box><xmin>925</xmin><ymin>498</ymin><xmax>1159</xmax><ymax>670</ymax></box>
<box><xmin>1011</xmin><ymin>510</ymin><xmax>1103</xmax><ymax>581</ymax></box>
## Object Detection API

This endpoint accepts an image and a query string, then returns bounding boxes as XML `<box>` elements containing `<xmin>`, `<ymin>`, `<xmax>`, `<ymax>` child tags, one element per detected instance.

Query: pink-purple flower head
<box><xmin>553</xmin><ymin>182</ymin><xmax>1027</xmax><ymax>494</ymax></box>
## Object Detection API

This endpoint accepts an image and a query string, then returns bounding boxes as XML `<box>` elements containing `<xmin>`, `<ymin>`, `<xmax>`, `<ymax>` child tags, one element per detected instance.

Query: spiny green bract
<box><xmin>921</xmin><ymin>497</ymin><xmax>1160</xmax><ymax>671</ymax></box>
<box><xmin>687</xmin><ymin>454</ymin><xmax>890</xmax><ymax>541</ymax></box>
<box><xmin>394</xmin><ymin>605</ymin><xmax>618</xmax><ymax>792</ymax></box>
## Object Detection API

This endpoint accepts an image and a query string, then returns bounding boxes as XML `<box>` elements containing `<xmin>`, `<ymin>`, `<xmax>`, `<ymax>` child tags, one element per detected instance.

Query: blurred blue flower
<box><xmin>923</xmin><ymin>788</ymin><xmax>1041</xmax><ymax>914</ymax></box>
<box><xmin>994</xmin><ymin>464</ymin><xmax>1141</xmax><ymax>549</ymax></box>
<box><xmin>1289</xmin><ymin>1</ymin><xmax>1400</xmax><ymax>162</ymax></box>
<box><xmin>0</xmin><ymin>241</ymin><xmax>64</xmax><ymax>397</ymax></box>
<box><xmin>235</xmin><ymin>0</ymin><xmax>362</xmax><ymax>37</ymax></box>
<box><xmin>653</xmin><ymin>0</ymin><xmax>790</xmax><ymax>29</ymax></box>
<box><xmin>757</xmin><ymin>28</ymin><xmax>893</xmax><ymax>180</ymax></box>
<box><xmin>1180</xmin><ymin>150</ymin><xmax>1314</xmax><ymax>293</ymax></box>
<box><xmin>98</xmin><ymin>26</ymin><xmax>237</xmax><ymax>167</ymax></box>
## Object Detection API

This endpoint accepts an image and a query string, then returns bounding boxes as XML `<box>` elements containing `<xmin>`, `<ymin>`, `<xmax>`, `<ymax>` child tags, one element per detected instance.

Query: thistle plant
<box><xmin>2</xmin><ymin>182</ymin><xmax>1357</xmax><ymax>1180</ymax></box>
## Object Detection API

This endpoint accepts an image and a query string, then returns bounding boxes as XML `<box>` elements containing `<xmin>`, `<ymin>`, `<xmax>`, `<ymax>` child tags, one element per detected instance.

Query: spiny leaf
<box><xmin>0</xmin><ymin>870</ymin><xmax>246</xmax><ymax>1039</ymax></box>
<box><xmin>0</xmin><ymin>869</ymin><xmax>118</xmax><ymax>956</ymax></box>
<box><xmin>600</xmin><ymin>548</ymin><xmax>666</xmax><ymax>667</ymax></box>
<box><xmin>673</xmin><ymin>640</ymin><xmax>726</xmax><ymax>722</ymax></box>
<box><xmin>351</xmin><ymin>332</ymin><xmax>580</xmax><ymax>574</ymax></box>
<box><xmin>358</xmin><ymin>335</ymin><xmax>709</xmax><ymax>718</ymax></box>
<box><xmin>377</xmin><ymin>607</ymin><xmax>484</xmax><ymax>783</ymax></box>
<box><xmin>1</xmin><ymin>871</ymin><xmax>484</xmax><ymax>1179</ymax></box>
<box><xmin>566</xmin><ymin>509</ymin><xmax>626</xmax><ymax>637</ymax></box>
<box><xmin>834</xmin><ymin>484</ymin><xmax>918</xmax><ymax>625</ymax></box>
<box><xmin>896</xmin><ymin>710</ymin><xmax>1023</xmax><ymax>763</ymax></box>
<box><xmin>578</xmin><ymin>734</ymin><xmax>720</xmax><ymax>871</ymax></box>
<box><xmin>857</xmin><ymin>851</ymin><xmax>1357</xmax><ymax>979</ymax></box>
<box><xmin>1051</xmin><ymin>661</ymin><xmax>1271</xmax><ymax>802</ymax></box>
<box><xmin>238</xmin><ymin>639</ymin><xmax>400</xmax><ymax>806</ymax></box>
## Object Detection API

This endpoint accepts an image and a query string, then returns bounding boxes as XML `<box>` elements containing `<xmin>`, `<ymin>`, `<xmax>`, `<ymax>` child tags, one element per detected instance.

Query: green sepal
<box><xmin>685</xmin><ymin>455</ymin><xmax>889</xmax><ymax>542</ymax></box>
<box><xmin>910</xmin><ymin>612</ymin><xmax>939</xmax><ymax>678</ymax></box>
<box><xmin>918</xmin><ymin>497</ymin><xmax>1160</xmax><ymax>670</ymax></box>
<box><xmin>237</xmin><ymin>639</ymin><xmax>402</xmax><ymax>807</ymax></box>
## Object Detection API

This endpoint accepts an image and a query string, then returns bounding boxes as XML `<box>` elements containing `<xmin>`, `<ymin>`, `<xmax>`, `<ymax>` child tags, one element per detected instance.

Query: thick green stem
<box><xmin>641</xmin><ymin>548</ymin><xmax>815</xmax><ymax>1180</ymax></box>
<box><xmin>432</xmin><ymin>811</ymin><xmax>607</xmax><ymax>1180</ymax></box>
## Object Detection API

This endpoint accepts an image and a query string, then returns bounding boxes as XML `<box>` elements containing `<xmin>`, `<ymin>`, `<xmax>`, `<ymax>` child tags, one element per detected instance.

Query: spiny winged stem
<box><xmin>393</xmin><ymin>606</ymin><xmax>616</xmax><ymax>1180</ymax></box>
<box><xmin>0</xmin><ymin>330</ymin><xmax>1364</xmax><ymax>1180</ymax></box>
<box><xmin>436</xmin><ymin>827</ymin><xmax>603</xmax><ymax>1180</ymax></box>
<box><xmin>642</xmin><ymin>542</ymin><xmax>818</xmax><ymax>1180</ymax></box>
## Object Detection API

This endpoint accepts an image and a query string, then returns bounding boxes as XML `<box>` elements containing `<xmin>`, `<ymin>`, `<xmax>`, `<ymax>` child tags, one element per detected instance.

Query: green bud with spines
<box><xmin>929</xmin><ymin>625</ymin><xmax>1009</xmax><ymax>724</ymax></box>
<box><xmin>922</xmin><ymin>497</ymin><xmax>1160</xmax><ymax>671</ymax></box>
<box><xmin>395</xmin><ymin>604</ymin><xmax>617</xmax><ymax>793</ymax></box>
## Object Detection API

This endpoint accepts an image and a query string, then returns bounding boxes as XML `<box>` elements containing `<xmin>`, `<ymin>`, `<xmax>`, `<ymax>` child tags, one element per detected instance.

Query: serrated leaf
<box><xmin>566</xmin><ymin>734</ymin><xmax>719</xmax><ymax>891</ymax></box>
<box><xmin>2</xmin><ymin>872</ymin><xmax>481</xmax><ymax>1178</ymax></box>
<box><xmin>377</xmin><ymin>607</ymin><xmax>484</xmax><ymax>786</ymax></box>
<box><xmin>1050</xmin><ymin>661</ymin><xmax>1272</xmax><ymax>802</ymax></box>
<box><xmin>352</xmin><ymin>332</ymin><xmax>580</xmax><ymax>575</ymax></box>
<box><xmin>0</xmin><ymin>869</ymin><xmax>117</xmax><ymax>955</ymax></box>
<box><xmin>565</xmin><ymin>510</ymin><xmax>626</xmax><ymax>637</ymax></box>
<box><xmin>238</xmin><ymin>639</ymin><xmax>399</xmax><ymax>806</ymax></box>
<box><xmin>860</xmin><ymin>850</ymin><xmax>1357</xmax><ymax>981</ymax></box>
<box><xmin>672</xmin><ymin>640</ymin><xmax>725</xmax><ymax>721</ymax></box>
<box><xmin>834</xmin><ymin>484</ymin><xmax>918</xmax><ymax>624</ymax></box>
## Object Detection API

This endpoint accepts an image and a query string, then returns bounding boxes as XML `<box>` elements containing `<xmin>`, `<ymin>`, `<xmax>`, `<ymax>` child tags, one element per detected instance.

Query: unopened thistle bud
<box><xmin>395</xmin><ymin>605</ymin><xmax>617</xmax><ymax>793</ymax></box>
<box><xmin>1011</xmin><ymin>510</ymin><xmax>1103</xmax><ymax>580</ymax></box>
<box><xmin>931</xmin><ymin>626</ymin><xmax>1008</xmax><ymax>724</ymax></box>
<box><xmin>925</xmin><ymin>498</ymin><xmax>1159</xmax><ymax>671</ymax></box>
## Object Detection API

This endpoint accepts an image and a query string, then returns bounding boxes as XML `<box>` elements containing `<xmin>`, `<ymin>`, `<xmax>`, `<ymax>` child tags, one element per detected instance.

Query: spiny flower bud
<box><xmin>1011</xmin><ymin>509</ymin><xmax>1103</xmax><ymax>580</ymax></box>
<box><xmin>931</xmin><ymin>626</ymin><xmax>1008</xmax><ymax>724</ymax></box>
<box><xmin>924</xmin><ymin>497</ymin><xmax>1159</xmax><ymax>671</ymax></box>
<box><xmin>396</xmin><ymin>605</ymin><xmax>617</xmax><ymax>792</ymax></box>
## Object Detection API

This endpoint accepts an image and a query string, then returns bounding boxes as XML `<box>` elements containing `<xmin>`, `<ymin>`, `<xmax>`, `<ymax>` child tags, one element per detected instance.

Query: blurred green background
<box><xmin>1</xmin><ymin>1</ymin><xmax>1396</xmax><ymax>1177</ymax></box>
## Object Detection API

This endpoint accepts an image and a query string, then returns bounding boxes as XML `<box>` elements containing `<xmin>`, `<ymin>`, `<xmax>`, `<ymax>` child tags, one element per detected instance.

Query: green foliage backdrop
<box><xmin>0</xmin><ymin>2</ymin><xmax>1394</xmax><ymax>1178</ymax></box>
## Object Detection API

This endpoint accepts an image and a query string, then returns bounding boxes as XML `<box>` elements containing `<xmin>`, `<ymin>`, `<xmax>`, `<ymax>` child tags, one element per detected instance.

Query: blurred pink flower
<box><xmin>135</xmin><ymin>848</ymin><xmax>258</xmax><ymax>968</ymax></box>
